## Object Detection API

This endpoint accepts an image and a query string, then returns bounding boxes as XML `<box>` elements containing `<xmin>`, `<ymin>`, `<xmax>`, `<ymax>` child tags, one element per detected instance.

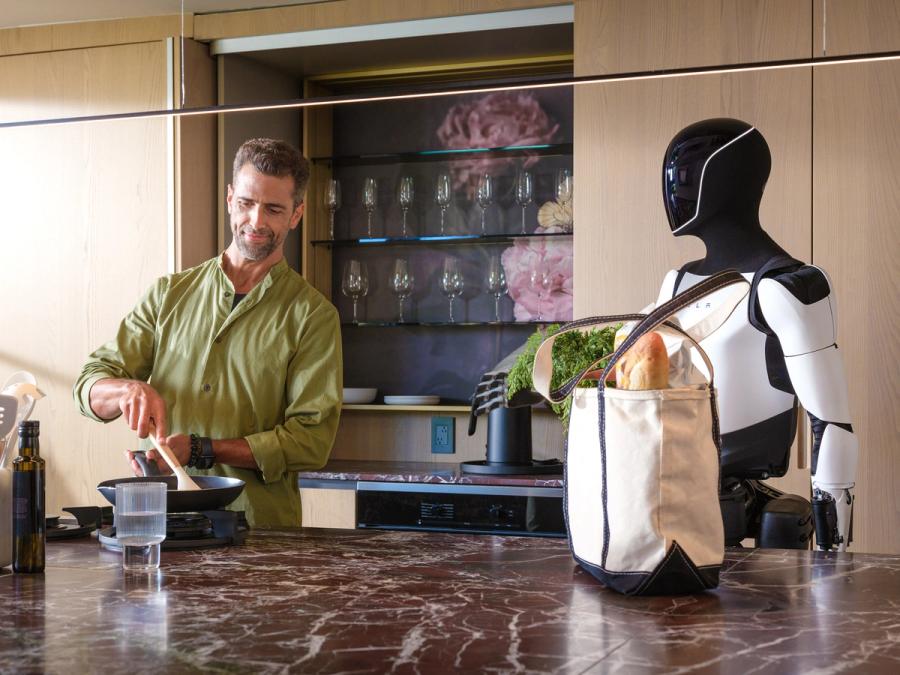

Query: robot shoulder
<box><xmin>757</xmin><ymin>265</ymin><xmax>837</xmax><ymax>355</ymax></box>
<box><xmin>657</xmin><ymin>269</ymin><xmax>680</xmax><ymax>305</ymax></box>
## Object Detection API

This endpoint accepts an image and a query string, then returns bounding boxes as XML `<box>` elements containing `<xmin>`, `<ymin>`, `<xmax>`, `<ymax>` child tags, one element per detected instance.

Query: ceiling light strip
<box><xmin>2</xmin><ymin>50</ymin><xmax>898</xmax><ymax>131</ymax></box>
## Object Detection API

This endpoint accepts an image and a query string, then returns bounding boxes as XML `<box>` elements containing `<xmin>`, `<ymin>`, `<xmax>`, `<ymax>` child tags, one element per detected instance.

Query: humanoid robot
<box><xmin>658</xmin><ymin>118</ymin><xmax>857</xmax><ymax>550</ymax></box>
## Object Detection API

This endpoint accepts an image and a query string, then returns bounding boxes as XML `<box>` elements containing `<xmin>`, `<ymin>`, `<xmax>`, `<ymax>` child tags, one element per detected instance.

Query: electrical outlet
<box><xmin>431</xmin><ymin>416</ymin><xmax>455</xmax><ymax>454</ymax></box>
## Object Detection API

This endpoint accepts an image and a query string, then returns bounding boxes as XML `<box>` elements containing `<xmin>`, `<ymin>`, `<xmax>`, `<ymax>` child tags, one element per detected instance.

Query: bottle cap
<box><xmin>19</xmin><ymin>420</ymin><xmax>39</xmax><ymax>434</ymax></box>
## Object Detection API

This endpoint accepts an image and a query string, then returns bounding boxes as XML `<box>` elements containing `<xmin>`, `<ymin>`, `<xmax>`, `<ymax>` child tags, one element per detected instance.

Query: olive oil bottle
<box><xmin>13</xmin><ymin>420</ymin><xmax>45</xmax><ymax>573</ymax></box>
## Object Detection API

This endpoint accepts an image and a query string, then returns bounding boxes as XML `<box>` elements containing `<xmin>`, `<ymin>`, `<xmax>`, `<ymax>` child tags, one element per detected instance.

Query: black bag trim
<box><xmin>599</xmin><ymin>390</ymin><xmax>610</xmax><ymax>569</ymax></box>
<box><xmin>572</xmin><ymin>546</ymin><xmax>721</xmax><ymax>596</ymax></box>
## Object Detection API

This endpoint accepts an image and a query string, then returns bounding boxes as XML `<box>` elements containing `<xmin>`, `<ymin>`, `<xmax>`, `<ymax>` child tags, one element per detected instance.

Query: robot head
<box><xmin>662</xmin><ymin>118</ymin><xmax>771</xmax><ymax>236</ymax></box>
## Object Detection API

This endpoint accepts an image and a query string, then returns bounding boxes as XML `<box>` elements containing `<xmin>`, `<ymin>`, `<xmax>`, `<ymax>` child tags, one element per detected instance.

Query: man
<box><xmin>74</xmin><ymin>138</ymin><xmax>342</xmax><ymax>527</ymax></box>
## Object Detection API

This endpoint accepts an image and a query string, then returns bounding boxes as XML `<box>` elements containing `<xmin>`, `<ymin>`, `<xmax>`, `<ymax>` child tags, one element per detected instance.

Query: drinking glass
<box><xmin>389</xmin><ymin>258</ymin><xmax>414</xmax><ymax>323</ymax></box>
<box><xmin>439</xmin><ymin>257</ymin><xmax>465</xmax><ymax>323</ymax></box>
<box><xmin>324</xmin><ymin>178</ymin><xmax>341</xmax><ymax>240</ymax></box>
<box><xmin>529</xmin><ymin>265</ymin><xmax>552</xmax><ymax>321</ymax></box>
<box><xmin>341</xmin><ymin>260</ymin><xmax>369</xmax><ymax>323</ymax></box>
<box><xmin>115</xmin><ymin>482</ymin><xmax>167</xmax><ymax>571</ymax></box>
<box><xmin>398</xmin><ymin>176</ymin><xmax>414</xmax><ymax>238</ymax></box>
<box><xmin>434</xmin><ymin>173</ymin><xmax>452</xmax><ymax>235</ymax></box>
<box><xmin>486</xmin><ymin>254</ymin><xmax>508</xmax><ymax>322</ymax></box>
<box><xmin>475</xmin><ymin>173</ymin><xmax>494</xmax><ymax>235</ymax></box>
<box><xmin>362</xmin><ymin>177</ymin><xmax>378</xmax><ymax>237</ymax></box>
<box><xmin>515</xmin><ymin>170</ymin><xmax>534</xmax><ymax>234</ymax></box>
<box><xmin>556</xmin><ymin>169</ymin><xmax>573</xmax><ymax>207</ymax></box>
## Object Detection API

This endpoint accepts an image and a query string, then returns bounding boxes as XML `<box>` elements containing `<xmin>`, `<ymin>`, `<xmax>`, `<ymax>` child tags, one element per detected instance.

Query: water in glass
<box><xmin>115</xmin><ymin>481</ymin><xmax>166</xmax><ymax>571</ymax></box>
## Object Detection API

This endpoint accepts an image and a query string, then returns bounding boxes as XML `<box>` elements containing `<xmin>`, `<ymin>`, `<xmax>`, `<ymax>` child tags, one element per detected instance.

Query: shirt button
<box><xmin>203</xmin><ymin>384</ymin><xmax>211</xmax><ymax>392</ymax></box>
<box><xmin>224</xmin><ymin>291</ymin><xmax>232</xmax><ymax>298</ymax></box>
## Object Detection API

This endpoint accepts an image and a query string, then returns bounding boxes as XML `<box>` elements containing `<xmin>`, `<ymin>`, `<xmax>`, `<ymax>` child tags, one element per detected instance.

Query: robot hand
<box><xmin>812</xmin><ymin>484</ymin><xmax>854</xmax><ymax>552</ymax></box>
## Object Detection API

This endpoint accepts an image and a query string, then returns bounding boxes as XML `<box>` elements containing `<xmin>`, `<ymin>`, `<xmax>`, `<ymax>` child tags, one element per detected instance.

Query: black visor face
<box><xmin>663</xmin><ymin>132</ymin><xmax>735</xmax><ymax>232</ymax></box>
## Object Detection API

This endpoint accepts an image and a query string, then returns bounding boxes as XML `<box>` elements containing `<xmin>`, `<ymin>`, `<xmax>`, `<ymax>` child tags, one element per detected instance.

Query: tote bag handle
<box><xmin>533</xmin><ymin>270</ymin><xmax>749</xmax><ymax>403</ymax></box>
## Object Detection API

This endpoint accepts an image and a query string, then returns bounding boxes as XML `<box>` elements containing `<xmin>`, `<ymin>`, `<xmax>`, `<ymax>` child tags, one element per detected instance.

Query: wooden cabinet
<box><xmin>0</xmin><ymin>29</ymin><xmax>215</xmax><ymax>518</ymax></box>
<box><xmin>574</xmin><ymin>0</ymin><xmax>811</xmax><ymax>76</ymax></box>
<box><xmin>300</xmin><ymin>485</ymin><xmax>357</xmax><ymax>529</ymax></box>
<box><xmin>813</xmin><ymin>59</ymin><xmax>900</xmax><ymax>554</ymax></box>
<box><xmin>813</xmin><ymin>0</ymin><xmax>900</xmax><ymax>56</ymax></box>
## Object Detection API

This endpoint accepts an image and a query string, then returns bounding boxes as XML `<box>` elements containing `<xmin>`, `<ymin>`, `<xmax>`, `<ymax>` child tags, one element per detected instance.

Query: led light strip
<box><xmin>1</xmin><ymin>50</ymin><xmax>898</xmax><ymax>130</ymax></box>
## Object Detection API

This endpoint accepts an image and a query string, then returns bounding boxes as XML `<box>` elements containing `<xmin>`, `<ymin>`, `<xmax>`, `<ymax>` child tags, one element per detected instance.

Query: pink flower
<box><xmin>500</xmin><ymin>226</ymin><xmax>573</xmax><ymax>322</ymax></box>
<box><xmin>436</xmin><ymin>92</ymin><xmax>560</xmax><ymax>196</ymax></box>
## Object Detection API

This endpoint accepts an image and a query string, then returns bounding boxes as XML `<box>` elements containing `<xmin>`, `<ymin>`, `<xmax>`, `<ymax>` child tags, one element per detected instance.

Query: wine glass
<box><xmin>362</xmin><ymin>177</ymin><xmax>377</xmax><ymax>238</ymax></box>
<box><xmin>341</xmin><ymin>260</ymin><xmax>368</xmax><ymax>323</ymax></box>
<box><xmin>529</xmin><ymin>264</ymin><xmax>552</xmax><ymax>321</ymax></box>
<box><xmin>439</xmin><ymin>257</ymin><xmax>465</xmax><ymax>323</ymax></box>
<box><xmin>556</xmin><ymin>169</ymin><xmax>573</xmax><ymax>207</ymax></box>
<box><xmin>515</xmin><ymin>170</ymin><xmax>534</xmax><ymax>235</ymax></box>
<box><xmin>389</xmin><ymin>259</ymin><xmax>414</xmax><ymax>323</ymax></box>
<box><xmin>434</xmin><ymin>172</ymin><xmax>452</xmax><ymax>235</ymax></box>
<box><xmin>475</xmin><ymin>173</ymin><xmax>494</xmax><ymax>235</ymax></box>
<box><xmin>398</xmin><ymin>176</ymin><xmax>414</xmax><ymax>238</ymax></box>
<box><xmin>324</xmin><ymin>178</ymin><xmax>341</xmax><ymax>240</ymax></box>
<box><xmin>486</xmin><ymin>254</ymin><xmax>508</xmax><ymax>322</ymax></box>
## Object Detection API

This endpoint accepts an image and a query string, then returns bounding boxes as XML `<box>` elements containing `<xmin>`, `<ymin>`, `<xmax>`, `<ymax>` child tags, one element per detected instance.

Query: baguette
<box><xmin>615</xmin><ymin>331</ymin><xmax>669</xmax><ymax>390</ymax></box>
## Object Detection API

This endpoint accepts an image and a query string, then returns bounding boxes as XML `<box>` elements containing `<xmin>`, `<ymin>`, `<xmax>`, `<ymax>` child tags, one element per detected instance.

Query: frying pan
<box><xmin>97</xmin><ymin>453</ymin><xmax>245</xmax><ymax>513</ymax></box>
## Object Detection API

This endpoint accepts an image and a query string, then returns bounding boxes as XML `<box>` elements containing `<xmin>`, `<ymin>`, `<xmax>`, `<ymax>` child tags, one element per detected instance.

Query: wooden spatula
<box><xmin>147</xmin><ymin>432</ymin><xmax>202</xmax><ymax>491</ymax></box>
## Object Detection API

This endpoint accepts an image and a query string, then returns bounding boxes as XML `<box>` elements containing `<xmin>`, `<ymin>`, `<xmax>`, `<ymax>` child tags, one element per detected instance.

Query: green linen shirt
<box><xmin>73</xmin><ymin>254</ymin><xmax>343</xmax><ymax>527</ymax></box>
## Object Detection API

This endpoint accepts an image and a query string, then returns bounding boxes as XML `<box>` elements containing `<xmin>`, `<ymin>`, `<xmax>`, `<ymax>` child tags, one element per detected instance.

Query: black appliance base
<box><xmin>460</xmin><ymin>459</ymin><xmax>563</xmax><ymax>475</ymax></box>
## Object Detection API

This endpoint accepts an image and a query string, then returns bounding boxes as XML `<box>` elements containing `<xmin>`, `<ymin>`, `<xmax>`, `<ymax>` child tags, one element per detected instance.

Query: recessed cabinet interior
<box><xmin>220</xmin><ymin>23</ymin><xmax>575</xmax><ymax>406</ymax></box>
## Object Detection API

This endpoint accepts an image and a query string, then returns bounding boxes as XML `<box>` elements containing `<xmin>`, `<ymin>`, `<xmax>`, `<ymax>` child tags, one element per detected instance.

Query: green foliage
<box><xmin>507</xmin><ymin>322</ymin><xmax>621</xmax><ymax>428</ymax></box>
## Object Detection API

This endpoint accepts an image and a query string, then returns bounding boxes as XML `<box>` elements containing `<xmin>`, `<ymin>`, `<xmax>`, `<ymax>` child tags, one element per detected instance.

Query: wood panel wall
<box><xmin>0</xmin><ymin>14</ymin><xmax>190</xmax><ymax>58</ymax></box>
<box><xmin>813</xmin><ymin>0</ymin><xmax>900</xmax><ymax>56</ymax></box>
<box><xmin>195</xmin><ymin>0</ymin><xmax>566</xmax><ymax>40</ymax></box>
<box><xmin>176</xmin><ymin>39</ymin><xmax>219</xmax><ymax>271</ymax></box>
<box><xmin>332</xmin><ymin>410</ymin><xmax>565</xmax><ymax>463</ymax></box>
<box><xmin>812</xmin><ymin>60</ymin><xmax>900</xmax><ymax>555</ymax></box>
<box><xmin>0</xmin><ymin>42</ymin><xmax>171</xmax><ymax>516</ymax></box>
<box><xmin>574</xmin><ymin>0</ymin><xmax>811</xmax><ymax>76</ymax></box>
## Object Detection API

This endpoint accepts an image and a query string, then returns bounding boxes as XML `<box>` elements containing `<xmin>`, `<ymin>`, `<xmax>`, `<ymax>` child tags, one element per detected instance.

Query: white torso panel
<box><xmin>657</xmin><ymin>270</ymin><xmax>796</xmax><ymax>435</ymax></box>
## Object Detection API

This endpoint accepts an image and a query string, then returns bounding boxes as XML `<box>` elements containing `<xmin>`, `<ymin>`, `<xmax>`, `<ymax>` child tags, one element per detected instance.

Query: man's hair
<box><xmin>232</xmin><ymin>138</ymin><xmax>310</xmax><ymax>207</ymax></box>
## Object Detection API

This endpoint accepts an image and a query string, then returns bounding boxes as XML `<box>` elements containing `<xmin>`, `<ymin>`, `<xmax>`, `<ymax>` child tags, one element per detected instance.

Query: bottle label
<box><xmin>13</xmin><ymin>471</ymin><xmax>41</xmax><ymax>535</ymax></box>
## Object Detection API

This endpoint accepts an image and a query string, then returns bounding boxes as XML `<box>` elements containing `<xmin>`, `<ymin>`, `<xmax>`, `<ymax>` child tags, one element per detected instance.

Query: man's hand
<box><xmin>89</xmin><ymin>378</ymin><xmax>169</xmax><ymax>439</ymax></box>
<box><xmin>118</xmin><ymin>381</ymin><xmax>168</xmax><ymax>439</ymax></box>
<box><xmin>125</xmin><ymin>434</ymin><xmax>191</xmax><ymax>477</ymax></box>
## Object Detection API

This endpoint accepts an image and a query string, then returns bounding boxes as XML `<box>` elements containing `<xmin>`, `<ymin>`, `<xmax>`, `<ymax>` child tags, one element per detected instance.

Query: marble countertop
<box><xmin>2</xmin><ymin>530</ymin><xmax>899</xmax><ymax>673</ymax></box>
<box><xmin>298</xmin><ymin>459</ymin><xmax>564</xmax><ymax>487</ymax></box>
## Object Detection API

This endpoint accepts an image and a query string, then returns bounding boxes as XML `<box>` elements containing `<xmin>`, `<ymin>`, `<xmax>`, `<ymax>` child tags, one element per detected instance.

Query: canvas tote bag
<box><xmin>532</xmin><ymin>271</ymin><xmax>750</xmax><ymax>595</ymax></box>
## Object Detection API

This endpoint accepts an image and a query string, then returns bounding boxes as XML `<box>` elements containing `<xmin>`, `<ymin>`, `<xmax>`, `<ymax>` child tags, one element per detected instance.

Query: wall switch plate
<box><xmin>431</xmin><ymin>416</ymin><xmax>455</xmax><ymax>454</ymax></box>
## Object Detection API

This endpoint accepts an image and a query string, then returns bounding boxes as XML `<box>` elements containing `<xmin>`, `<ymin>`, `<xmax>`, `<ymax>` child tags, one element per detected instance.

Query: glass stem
<box><xmin>448</xmin><ymin>297</ymin><xmax>454</xmax><ymax>323</ymax></box>
<box><xmin>440</xmin><ymin>208</ymin><xmax>446</xmax><ymax>235</ymax></box>
<box><xmin>401</xmin><ymin>210</ymin><xmax>408</xmax><ymax>237</ymax></box>
<box><xmin>366</xmin><ymin>212</ymin><xmax>373</xmax><ymax>238</ymax></box>
<box><xmin>494</xmin><ymin>295</ymin><xmax>500</xmax><ymax>322</ymax></box>
<box><xmin>398</xmin><ymin>298</ymin><xmax>404</xmax><ymax>323</ymax></box>
<box><xmin>329</xmin><ymin>211</ymin><xmax>335</xmax><ymax>240</ymax></box>
<box><xmin>352</xmin><ymin>298</ymin><xmax>358</xmax><ymax>323</ymax></box>
<box><xmin>521</xmin><ymin>206</ymin><xmax>527</xmax><ymax>235</ymax></box>
<box><xmin>481</xmin><ymin>207</ymin><xmax>486</xmax><ymax>235</ymax></box>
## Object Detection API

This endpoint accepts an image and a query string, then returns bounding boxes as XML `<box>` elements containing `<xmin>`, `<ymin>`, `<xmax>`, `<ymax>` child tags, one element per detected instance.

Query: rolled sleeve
<box><xmin>245</xmin><ymin>303</ymin><xmax>342</xmax><ymax>484</ymax></box>
<box><xmin>72</xmin><ymin>278</ymin><xmax>164</xmax><ymax>421</ymax></box>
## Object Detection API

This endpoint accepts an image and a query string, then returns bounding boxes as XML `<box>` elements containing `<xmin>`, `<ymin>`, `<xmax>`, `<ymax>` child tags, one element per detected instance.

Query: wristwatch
<box><xmin>196</xmin><ymin>436</ymin><xmax>215</xmax><ymax>470</ymax></box>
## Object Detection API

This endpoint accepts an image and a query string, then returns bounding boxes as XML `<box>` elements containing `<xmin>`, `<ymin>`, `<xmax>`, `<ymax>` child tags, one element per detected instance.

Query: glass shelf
<box><xmin>312</xmin><ymin>231</ymin><xmax>572</xmax><ymax>248</ymax></box>
<box><xmin>341</xmin><ymin>320</ymin><xmax>556</xmax><ymax>327</ymax></box>
<box><xmin>311</xmin><ymin>142</ymin><xmax>573</xmax><ymax>167</ymax></box>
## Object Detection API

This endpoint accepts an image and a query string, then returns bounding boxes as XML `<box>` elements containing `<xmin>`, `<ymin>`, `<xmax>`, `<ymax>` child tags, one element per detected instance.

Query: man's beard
<box><xmin>233</xmin><ymin>224</ymin><xmax>279</xmax><ymax>261</ymax></box>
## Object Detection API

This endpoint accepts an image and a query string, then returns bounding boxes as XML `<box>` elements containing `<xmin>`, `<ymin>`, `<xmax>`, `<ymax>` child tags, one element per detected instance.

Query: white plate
<box><xmin>342</xmin><ymin>388</ymin><xmax>377</xmax><ymax>404</ymax></box>
<box><xmin>383</xmin><ymin>395</ymin><xmax>440</xmax><ymax>406</ymax></box>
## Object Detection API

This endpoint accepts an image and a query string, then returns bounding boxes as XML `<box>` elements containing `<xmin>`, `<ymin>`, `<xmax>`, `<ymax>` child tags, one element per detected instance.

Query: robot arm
<box><xmin>758</xmin><ymin>266</ymin><xmax>858</xmax><ymax>551</ymax></box>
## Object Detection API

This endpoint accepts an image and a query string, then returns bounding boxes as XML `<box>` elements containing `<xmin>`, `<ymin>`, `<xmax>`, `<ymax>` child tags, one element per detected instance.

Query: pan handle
<box><xmin>133</xmin><ymin>451</ymin><xmax>161</xmax><ymax>477</ymax></box>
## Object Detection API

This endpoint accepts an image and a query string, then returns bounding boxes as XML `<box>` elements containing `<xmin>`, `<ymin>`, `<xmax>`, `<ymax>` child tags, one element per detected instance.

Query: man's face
<box><xmin>226</xmin><ymin>164</ymin><xmax>304</xmax><ymax>262</ymax></box>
